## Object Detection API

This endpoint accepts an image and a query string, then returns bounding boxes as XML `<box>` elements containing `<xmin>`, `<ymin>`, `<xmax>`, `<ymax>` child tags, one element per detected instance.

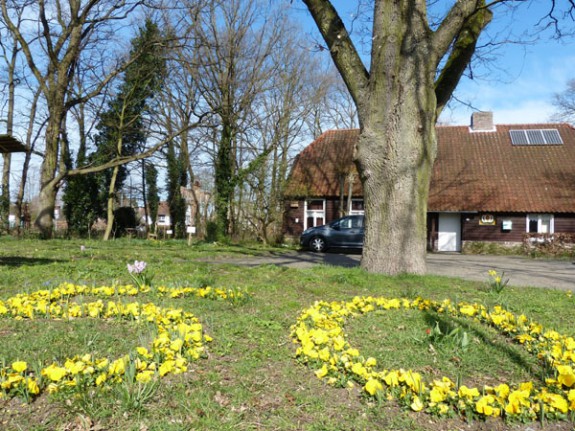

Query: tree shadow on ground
<box><xmin>422</xmin><ymin>311</ymin><xmax>545</xmax><ymax>384</ymax></box>
<box><xmin>0</xmin><ymin>256</ymin><xmax>67</xmax><ymax>267</ymax></box>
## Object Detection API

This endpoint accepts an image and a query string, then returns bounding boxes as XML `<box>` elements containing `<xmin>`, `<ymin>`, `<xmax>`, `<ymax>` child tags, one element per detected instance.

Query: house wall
<box><xmin>555</xmin><ymin>214</ymin><xmax>575</xmax><ymax>232</ymax></box>
<box><xmin>462</xmin><ymin>213</ymin><xmax>575</xmax><ymax>241</ymax></box>
<box><xmin>461</xmin><ymin>213</ymin><xmax>525</xmax><ymax>243</ymax></box>
<box><xmin>326</xmin><ymin>199</ymin><xmax>340</xmax><ymax>223</ymax></box>
<box><xmin>283</xmin><ymin>201</ymin><xmax>304</xmax><ymax>238</ymax></box>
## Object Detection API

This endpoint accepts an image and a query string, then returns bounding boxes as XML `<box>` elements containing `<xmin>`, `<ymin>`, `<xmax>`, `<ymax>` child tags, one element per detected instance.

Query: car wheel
<box><xmin>309</xmin><ymin>236</ymin><xmax>326</xmax><ymax>252</ymax></box>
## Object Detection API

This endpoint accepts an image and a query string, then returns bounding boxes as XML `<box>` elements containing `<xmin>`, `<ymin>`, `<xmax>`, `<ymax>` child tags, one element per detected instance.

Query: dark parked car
<box><xmin>300</xmin><ymin>215</ymin><xmax>364</xmax><ymax>252</ymax></box>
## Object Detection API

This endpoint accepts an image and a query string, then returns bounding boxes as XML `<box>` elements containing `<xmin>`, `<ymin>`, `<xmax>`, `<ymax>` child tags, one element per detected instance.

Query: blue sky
<box><xmin>294</xmin><ymin>1</ymin><xmax>575</xmax><ymax>126</ymax></box>
<box><xmin>442</xmin><ymin>2</ymin><xmax>575</xmax><ymax>125</ymax></box>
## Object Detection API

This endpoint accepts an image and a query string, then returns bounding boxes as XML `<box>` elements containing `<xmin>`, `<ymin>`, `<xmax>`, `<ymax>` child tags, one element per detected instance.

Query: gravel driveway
<box><xmin>204</xmin><ymin>251</ymin><xmax>575</xmax><ymax>291</ymax></box>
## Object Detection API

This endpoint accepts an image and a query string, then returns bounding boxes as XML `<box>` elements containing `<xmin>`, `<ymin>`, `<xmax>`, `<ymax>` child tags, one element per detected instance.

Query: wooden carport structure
<box><xmin>0</xmin><ymin>134</ymin><xmax>26</xmax><ymax>153</ymax></box>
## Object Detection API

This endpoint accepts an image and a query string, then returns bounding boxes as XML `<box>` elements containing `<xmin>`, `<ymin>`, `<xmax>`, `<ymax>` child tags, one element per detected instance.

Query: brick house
<box><xmin>283</xmin><ymin>112</ymin><xmax>575</xmax><ymax>252</ymax></box>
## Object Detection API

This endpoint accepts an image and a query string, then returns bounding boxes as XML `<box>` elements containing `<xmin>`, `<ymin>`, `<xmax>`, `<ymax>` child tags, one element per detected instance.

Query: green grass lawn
<box><xmin>0</xmin><ymin>238</ymin><xmax>574</xmax><ymax>430</ymax></box>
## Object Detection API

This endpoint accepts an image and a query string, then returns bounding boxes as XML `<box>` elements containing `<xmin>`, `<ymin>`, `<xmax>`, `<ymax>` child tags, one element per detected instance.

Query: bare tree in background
<box><xmin>306</xmin><ymin>66</ymin><xmax>358</xmax><ymax>139</ymax></box>
<box><xmin>0</xmin><ymin>0</ymin><xmax>148</xmax><ymax>238</ymax></box>
<box><xmin>552</xmin><ymin>79</ymin><xmax>575</xmax><ymax>124</ymax></box>
<box><xmin>186</xmin><ymin>0</ymin><xmax>285</xmax><ymax>239</ymax></box>
<box><xmin>241</xmin><ymin>29</ymin><xmax>333</xmax><ymax>244</ymax></box>
<box><xmin>154</xmin><ymin>1</ymin><xmax>210</xmax><ymax>236</ymax></box>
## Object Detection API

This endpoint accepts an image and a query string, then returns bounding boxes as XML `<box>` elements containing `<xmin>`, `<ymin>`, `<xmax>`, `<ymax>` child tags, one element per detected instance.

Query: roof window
<box><xmin>509</xmin><ymin>129</ymin><xmax>563</xmax><ymax>146</ymax></box>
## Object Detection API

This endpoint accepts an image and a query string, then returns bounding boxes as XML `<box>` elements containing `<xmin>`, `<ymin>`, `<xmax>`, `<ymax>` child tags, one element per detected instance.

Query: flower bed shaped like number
<box><xmin>291</xmin><ymin>296</ymin><xmax>575</xmax><ymax>422</ymax></box>
<box><xmin>0</xmin><ymin>282</ymin><xmax>244</xmax><ymax>401</ymax></box>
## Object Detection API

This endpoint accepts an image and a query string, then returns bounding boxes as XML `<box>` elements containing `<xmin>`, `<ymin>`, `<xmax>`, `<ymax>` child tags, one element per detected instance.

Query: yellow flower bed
<box><xmin>291</xmin><ymin>296</ymin><xmax>575</xmax><ymax>422</ymax></box>
<box><xmin>0</xmin><ymin>282</ymin><xmax>244</xmax><ymax>400</ymax></box>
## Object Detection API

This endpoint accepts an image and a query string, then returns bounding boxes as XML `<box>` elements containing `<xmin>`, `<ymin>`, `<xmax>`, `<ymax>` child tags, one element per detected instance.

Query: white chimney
<box><xmin>470</xmin><ymin>111</ymin><xmax>495</xmax><ymax>132</ymax></box>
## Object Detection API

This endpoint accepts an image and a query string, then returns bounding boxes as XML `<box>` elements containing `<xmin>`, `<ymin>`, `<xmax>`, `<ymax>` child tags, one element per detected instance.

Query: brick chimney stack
<box><xmin>470</xmin><ymin>111</ymin><xmax>495</xmax><ymax>132</ymax></box>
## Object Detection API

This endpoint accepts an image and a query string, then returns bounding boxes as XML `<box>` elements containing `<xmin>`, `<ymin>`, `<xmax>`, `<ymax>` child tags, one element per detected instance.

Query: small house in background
<box><xmin>283</xmin><ymin>112</ymin><xmax>575</xmax><ymax>252</ymax></box>
<box><xmin>136</xmin><ymin>182</ymin><xmax>211</xmax><ymax>238</ymax></box>
<box><xmin>181</xmin><ymin>181</ymin><xmax>211</xmax><ymax>234</ymax></box>
<box><xmin>180</xmin><ymin>181</ymin><xmax>212</xmax><ymax>237</ymax></box>
<box><xmin>136</xmin><ymin>202</ymin><xmax>171</xmax><ymax>236</ymax></box>
<box><xmin>156</xmin><ymin>202</ymin><xmax>171</xmax><ymax>230</ymax></box>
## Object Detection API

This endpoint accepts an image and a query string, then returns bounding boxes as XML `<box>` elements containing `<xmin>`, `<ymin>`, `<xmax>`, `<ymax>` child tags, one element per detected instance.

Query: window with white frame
<box><xmin>349</xmin><ymin>199</ymin><xmax>364</xmax><ymax>215</ymax></box>
<box><xmin>305</xmin><ymin>199</ymin><xmax>325</xmax><ymax>230</ymax></box>
<box><xmin>526</xmin><ymin>214</ymin><xmax>553</xmax><ymax>234</ymax></box>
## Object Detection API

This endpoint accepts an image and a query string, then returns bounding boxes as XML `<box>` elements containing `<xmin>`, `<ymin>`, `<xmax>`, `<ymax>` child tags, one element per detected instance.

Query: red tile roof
<box><xmin>285</xmin><ymin>129</ymin><xmax>362</xmax><ymax>197</ymax></box>
<box><xmin>285</xmin><ymin>124</ymin><xmax>575</xmax><ymax>213</ymax></box>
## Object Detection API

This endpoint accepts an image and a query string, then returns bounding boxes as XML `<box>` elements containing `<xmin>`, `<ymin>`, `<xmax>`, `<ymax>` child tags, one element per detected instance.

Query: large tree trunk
<box><xmin>36</xmin><ymin>163</ymin><xmax>59</xmax><ymax>238</ymax></box>
<box><xmin>354</xmin><ymin>1</ymin><xmax>437</xmax><ymax>275</ymax></box>
<box><xmin>35</xmin><ymin>97</ymin><xmax>65</xmax><ymax>238</ymax></box>
<box><xmin>302</xmin><ymin>0</ymin><xmax>490</xmax><ymax>275</ymax></box>
<box><xmin>357</xmin><ymin>116</ymin><xmax>436</xmax><ymax>275</ymax></box>
<box><xmin>36</xmin><ymin>181</ymin><xmax>58</xmax><ymax>238</ymax></box>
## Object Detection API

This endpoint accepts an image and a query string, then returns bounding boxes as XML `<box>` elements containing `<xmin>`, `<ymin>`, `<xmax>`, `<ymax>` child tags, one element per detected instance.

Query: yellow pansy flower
<box><xmin>136</xmin><ymin>370</ymin><xmax>155</xmax><ymax>383</ymax></box>
<box><xmin>137</xmin><ymin>346</ymin><xmax>152</xmax><ymax>358</ymax></box>
<box><xmin>42</xmin><ymin>364</ymin><xmax>68</xmax><ymax>382</ymax></box>
<box><xmin>505</xmin><ymin>389</ymin><xmax>531</xmax><ymax>415</ymax></box>
<box><xmin>410</xmin><ymin>395</ymin><xmax>424</xmax><ymax>412</ymax></box>
<box><xmin>475</xmin><ymin>395</ymin><xmax>500</xmax><ymax>417</ymax></box>
<box><xmin>159</xmin><ymin>360</ymin><xmax>175</xmax><ymax>377</ymax></box>
<box><xmin>351</xmin><ymin>362</ymin><xmax>368</xmax><ymax>379</ymax></box>
<box><xmin>364</xmin><ymin>379</ymin><xmax>383</xmax><ymax>396</ymax></box>
<box><xmin>12</xmin><ymin>361</ymin><xmax>27</xmax><ymax>373</ymax></box>
<box><xmin>332</xmin><ymin>336</ymin><xmax>345</xmax><ymax>351</ymax></box>
<box><xmin>458</xmin><ymin>385</ymin><xmax>480</xmax><ymax>400</ymax></box>
<box><xmin>383</xmin><ymin>370</ymin><xmax>399</xmax><ymax>387</ymax></box>
<box><xmin>27</xmin><ymin>378</ymin><xmax>40</xmax><ymax>395</ymax></box>
<box><xmin>459</xmin><ymin>304</ymin><xmax>477</xmax><ymax>317</ymax></box>
<box><xmin>539</xmin><ymin>391</ymin><xmax>568</xmax><ymax>413</ymax></box>
<box><xmin>557</xmin><ymin>365</ymin><xmax>575</xmax><ymax>388</ymax></box>
<box><xmin>170</xmin><ymin>339</ymin><xmax>184</xmax><ymax>352</ymax></box>
<box><xmin>109</xmin><ymin>358</ymin><xmax>126</xmax><ymax>376</ymax></box>
<box><xmin>315</xmin><ymin>365</ymin><xmax>329</xmax><ymax>379</ymax></box>
<box><xmin>430</xmin><ymin>386</ymin><xmax>447</xmax><ymax>403</ymax></box>
<box><xmin>95</xmin><ymin>373</ymin><xmax>107</xmax><ymax>386</ymax></box>
<box><xmin>494</xmin><ymin>383</ymin><xmax>510</xmax><ymax>400</ymax></box>
<box><xmin>365</xmin><ymin>357</ymin><xmax>377</xmax><ymax>368</ymax></box>
<box><xmin>318</xmin><ymin>347</ymin><xmax>331</xmax><ymax>362</ymax></box>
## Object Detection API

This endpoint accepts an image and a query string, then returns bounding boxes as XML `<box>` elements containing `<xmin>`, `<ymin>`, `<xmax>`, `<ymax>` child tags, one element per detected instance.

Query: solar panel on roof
<box><xmin>526</xmin><ymin>130</ymin><xmax>544</xmax><ymax>144</ymax></box>
<box><xmin>509</xmin><ymin>130</ymin><xmax>529</xmax><ymax>145</ymax></box>
<box><xmin>509</xmin><ymin>129</ymin><xmax>563</xmax><ymax>146</ymax></box>
<box><xmin>542</xmin><ymin>129</ymin><xmax>563</xmax><ymax>144</ymax></box>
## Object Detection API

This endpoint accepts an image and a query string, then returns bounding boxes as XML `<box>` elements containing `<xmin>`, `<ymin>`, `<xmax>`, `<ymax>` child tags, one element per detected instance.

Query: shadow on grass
<box><xmin>422</xmin><ymin>311</ymin><xmax>546</xmax><ymax>384</ymax></box>
<box><xmin>192</xmin><ymin>242</ymin><xmax>296</xmax><ymax>256</ymax></box>
<box><xmin>0</xmin><ymin>256</ymin><xmax>67</xmax><ymax>267</ymax></box>
<box><xmin>200</xmin><ymin>249</ymin><xmax>362</xmax><ymax>269</ymax></box>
